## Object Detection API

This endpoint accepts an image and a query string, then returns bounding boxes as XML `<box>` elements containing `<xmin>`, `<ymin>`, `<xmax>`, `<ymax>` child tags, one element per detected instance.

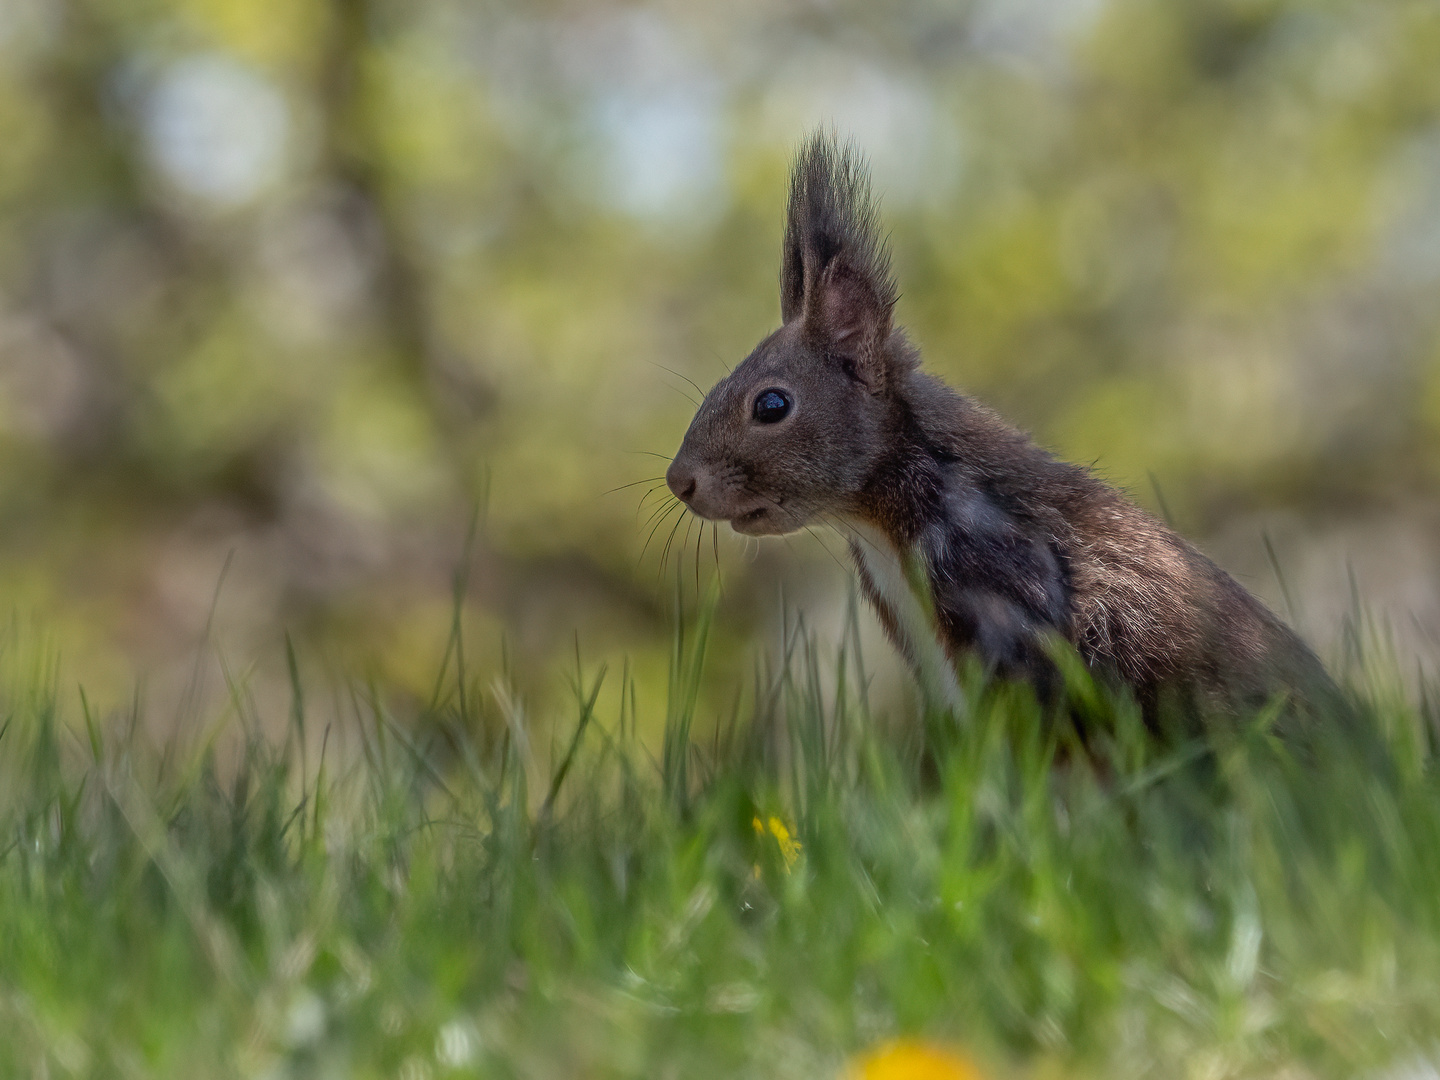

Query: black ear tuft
<box><xmin>778</xmin><ymin>130</ymin><xmax>897</xmax><ymax>329</ymax></box>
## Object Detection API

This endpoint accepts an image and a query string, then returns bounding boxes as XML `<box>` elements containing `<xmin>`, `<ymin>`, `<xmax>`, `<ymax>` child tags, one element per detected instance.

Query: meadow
<box><xmin>3</xmin><ymin>589</ymin><xmax>1438</xmax><ymax>1080</ymax></box>
<box><xmin>2</xmin><ymin>1</ymin><xmax>1439</xmax><ymax>1076</ymax></box>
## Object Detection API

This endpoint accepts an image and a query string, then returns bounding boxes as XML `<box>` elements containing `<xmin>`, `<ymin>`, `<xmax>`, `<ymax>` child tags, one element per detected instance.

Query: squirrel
<box><xmin>666</xmin><ymin>130</ymin><xmax>1336</xmax><ymax>727</ymax></box>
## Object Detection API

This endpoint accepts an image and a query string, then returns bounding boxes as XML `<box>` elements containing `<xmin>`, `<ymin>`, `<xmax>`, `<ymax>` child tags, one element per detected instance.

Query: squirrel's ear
<box><xmin>805</xmin><ymin>258</ymin><xmax>894</xmax><ymax>393</ymax></box>
<box><xmin>779</xmin><ymin>131</ymin><xmax>899</xmax><ymax>393</ymax></box>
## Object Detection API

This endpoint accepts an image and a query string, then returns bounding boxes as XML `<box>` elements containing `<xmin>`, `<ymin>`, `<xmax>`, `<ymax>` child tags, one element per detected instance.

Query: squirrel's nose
<box><xmin>666</xmin><ymin>462</ymin><xmax>697</xmax><ymax>503</ymax></box>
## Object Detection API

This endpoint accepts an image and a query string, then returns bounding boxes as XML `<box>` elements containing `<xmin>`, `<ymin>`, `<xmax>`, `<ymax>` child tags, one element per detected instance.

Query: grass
<box><xmin>2</xmin><ymin>592</ymin><xmax>1440</xmax><ymax>1080</ymax></box>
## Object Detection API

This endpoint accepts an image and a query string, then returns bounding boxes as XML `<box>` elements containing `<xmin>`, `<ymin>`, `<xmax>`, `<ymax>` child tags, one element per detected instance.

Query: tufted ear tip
<box><xmin>778</xmin><ymin>131</ymin><xmax>899</xmax><ymax>390</ymax></box>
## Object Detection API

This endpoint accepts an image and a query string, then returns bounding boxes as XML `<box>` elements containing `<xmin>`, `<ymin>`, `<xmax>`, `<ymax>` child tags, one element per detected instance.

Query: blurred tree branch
<box><xmin>318</xmin><ymin>0</ymin><xmax>490</xmax><ymax>489</ymax></box>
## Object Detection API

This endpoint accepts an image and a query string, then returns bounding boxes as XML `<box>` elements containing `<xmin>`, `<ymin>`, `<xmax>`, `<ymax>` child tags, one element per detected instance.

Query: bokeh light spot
<box><xmin>142</xmin><ymin>52</ymin><xmax>289</xmax><ymax>207</ymax></box>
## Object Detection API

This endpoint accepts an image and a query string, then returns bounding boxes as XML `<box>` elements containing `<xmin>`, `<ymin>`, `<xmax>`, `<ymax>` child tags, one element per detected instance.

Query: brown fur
<box><xmin>666</xmin><ymin>131</ymin><xmax>1333</xmax><ymax>721</ymax></box>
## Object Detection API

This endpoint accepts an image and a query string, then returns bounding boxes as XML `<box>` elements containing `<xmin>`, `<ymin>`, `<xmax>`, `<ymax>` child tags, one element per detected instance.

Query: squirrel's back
<box><xmin>901</xmin><ymin>368</ymin><xmax>1331</xmax><ymax>716</ymax></box>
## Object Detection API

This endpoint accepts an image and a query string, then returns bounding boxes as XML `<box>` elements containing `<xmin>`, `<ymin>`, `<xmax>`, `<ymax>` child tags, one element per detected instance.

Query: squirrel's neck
<box><xmin>856</xmin><ymin>371</ymin><xmax>1081</xmax><ymax>547</ymax></box>
<box><xmin>851</xmin><ymin>386</ymin><xmax>959</xmax><ymax>548</ymax></box>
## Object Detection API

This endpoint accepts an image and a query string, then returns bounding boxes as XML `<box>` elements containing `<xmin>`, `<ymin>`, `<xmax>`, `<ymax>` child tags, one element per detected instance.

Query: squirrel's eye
<box><xmin>753</xmin><ymin>388</ymin><xmax>792</xmax><ymax>424</ymax></box>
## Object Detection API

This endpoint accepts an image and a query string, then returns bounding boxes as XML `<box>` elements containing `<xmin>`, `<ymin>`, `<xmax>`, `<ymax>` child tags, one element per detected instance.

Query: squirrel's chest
<box><xmin>846</xmin><ymin>521</ymin><xmax>963</xmax><ymax>712</ymax></box>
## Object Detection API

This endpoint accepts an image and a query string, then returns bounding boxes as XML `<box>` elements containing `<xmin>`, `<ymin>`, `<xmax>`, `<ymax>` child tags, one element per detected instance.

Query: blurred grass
<box><xmin>3</xmin><ymin>593</ymin><xmax>1440</xmax><ymax>1078</ymax></box>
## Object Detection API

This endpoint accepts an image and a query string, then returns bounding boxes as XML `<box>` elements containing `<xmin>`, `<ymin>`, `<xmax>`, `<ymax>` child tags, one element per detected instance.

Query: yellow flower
<box><xmin>846</xmin><ymin>1040</ymin><xmax>984</xmax><ymax>1080</ymax></box>
<box><xmin>752</xmin><ymin>814</ymin><xmax>803</xmax><ymax>870</ymax></box>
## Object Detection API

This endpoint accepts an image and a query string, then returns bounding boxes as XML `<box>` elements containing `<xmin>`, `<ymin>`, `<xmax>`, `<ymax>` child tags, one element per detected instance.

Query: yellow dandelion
<box><xmin>846</xmin><ymin>1039</ymin><xmax>984</xmax><ymax>1080</ymax></box>
<box><xmin>751</xmin><ymin>814</ymin><xmax>803</xmax><ymax>870</ymax></box>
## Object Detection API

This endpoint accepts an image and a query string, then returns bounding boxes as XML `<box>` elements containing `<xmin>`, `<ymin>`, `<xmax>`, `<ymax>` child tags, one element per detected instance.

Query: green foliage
<box><xmin>0</xmin><ymin>0</ymin><xmax>1437</xmax><ymax>701</ymax></box>
<box><xmin>2</xmin><ymin>613</ymin><xmax>1439</xmax><ymax>1078</ymax></box>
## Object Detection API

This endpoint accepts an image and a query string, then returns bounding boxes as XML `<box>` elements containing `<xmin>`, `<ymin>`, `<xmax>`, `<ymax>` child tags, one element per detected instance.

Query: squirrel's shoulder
<box><xmin>899</xmin><ymin>370</ymin><xmax>1103</xmax><ymax>500</ymax></box>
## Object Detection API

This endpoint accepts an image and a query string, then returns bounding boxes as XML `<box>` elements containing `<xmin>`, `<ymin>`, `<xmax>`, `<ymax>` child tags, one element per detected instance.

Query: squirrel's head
<box><xmin>667</xmin><ymin>132</ymin><xmax>913</xmax><ymax>537</ymax></box>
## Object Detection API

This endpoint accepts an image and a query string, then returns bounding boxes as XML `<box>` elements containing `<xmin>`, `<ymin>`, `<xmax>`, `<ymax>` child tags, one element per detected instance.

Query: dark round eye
<box><xmin>753</xmin><ymin>388</ymin><xmax>792</xmax><ymax>424</ymax></box>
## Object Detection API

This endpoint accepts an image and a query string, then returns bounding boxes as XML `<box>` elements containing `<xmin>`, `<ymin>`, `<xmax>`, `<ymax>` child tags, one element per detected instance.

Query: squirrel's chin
<box><xmin>729</xmin><ymin>509</ymin><xmax>803</xmax><ymax>537</ymax></box>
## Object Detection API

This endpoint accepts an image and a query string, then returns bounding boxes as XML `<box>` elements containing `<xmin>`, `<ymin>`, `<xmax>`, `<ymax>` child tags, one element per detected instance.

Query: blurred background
<box><xmin>1</xmin><ymin>0</ymin><xmax>1438</xmax><ymax>734</ymax></box>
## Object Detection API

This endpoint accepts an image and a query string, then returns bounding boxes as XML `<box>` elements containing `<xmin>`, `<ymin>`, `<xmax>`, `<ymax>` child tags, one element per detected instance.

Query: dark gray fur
<box><xmin>668</xmin><ymin>130</ymin><xmax>1334</xmax><ymax>723</ymax></box>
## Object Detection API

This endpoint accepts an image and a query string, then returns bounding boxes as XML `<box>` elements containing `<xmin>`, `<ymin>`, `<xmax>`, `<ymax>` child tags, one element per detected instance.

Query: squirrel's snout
<box><xmin>666</xmin><ymin>461</ymin><xmax>697</xmax><ymax>503</ymax></box>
